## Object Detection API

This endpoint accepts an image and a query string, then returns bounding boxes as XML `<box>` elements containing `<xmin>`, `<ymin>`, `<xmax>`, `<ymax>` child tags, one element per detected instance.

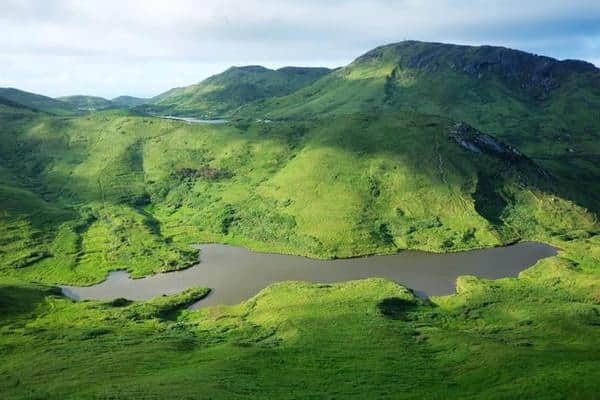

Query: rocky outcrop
<box><xmin>448</xmin><ymin>122</ymin><xmax>549</xmax><ymax>178</ymax></box>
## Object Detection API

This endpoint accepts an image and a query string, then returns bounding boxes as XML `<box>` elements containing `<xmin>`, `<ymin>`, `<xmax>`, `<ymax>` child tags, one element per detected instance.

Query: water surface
<box><xmin>61</xmin><ymin>242</ymin><xmax>556</xmax><ymax>308</ymax></box>
<box><xmin>161</xmin><ymin>116</ymin><xmax>228</xmax><ymax>124</ymax></box>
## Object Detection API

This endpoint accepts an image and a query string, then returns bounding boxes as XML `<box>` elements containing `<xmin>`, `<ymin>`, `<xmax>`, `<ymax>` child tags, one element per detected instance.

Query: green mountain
<box><xmin>138</xmin><ymin>65</ymin><xmax>332</xmax><ymax>118</ymax></box>
<box><xmin>56</xmin><ymin>95</ymin><xmax>114</xmax><ymax>111</ymax></box>
<box><xmin>249</xmin><ymin>41</ymin><xmax>598</xmax><ymax>119</ymax></box>
<box><xmin>0</xmin><ymin>41</ymin><xmax>599</xmax><ymax>398</ymax></box>
<box><xmin>111</xmin><ymin>95</ymin><xmax>149</xmax><ymax>108</ymax></box>
<box><xmin>244</xmin><ymin>41</ymin><xmax>600</xmax><ymax>210</ymax></box>
<box><xmin>0</xmin><ymin>87</ymin><xmax>75</xmax><ymax>114</ymax></box>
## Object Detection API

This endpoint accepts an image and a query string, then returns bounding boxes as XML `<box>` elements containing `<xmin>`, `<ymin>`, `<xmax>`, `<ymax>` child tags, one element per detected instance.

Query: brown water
<box><xmin>60</xmin><ymin>242</ymin><xmax>556</xmax><ymax>308</ymax></box>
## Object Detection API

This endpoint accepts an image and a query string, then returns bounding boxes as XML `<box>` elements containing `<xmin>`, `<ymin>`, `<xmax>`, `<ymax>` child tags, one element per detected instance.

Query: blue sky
<box><xmin>1</xmin><ymin>0</ymin><xmax>598</xmax><ymax>98</ymax></box>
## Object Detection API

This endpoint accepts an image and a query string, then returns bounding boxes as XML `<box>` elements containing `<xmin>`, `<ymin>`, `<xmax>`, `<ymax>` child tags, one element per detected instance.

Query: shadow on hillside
<box><xmin>0</xmin><ymin>284</ymin><xmax>62</xmax><ymax>317</ymax></box>
<box><xmin>377</xmin><ymin>297</ymin><xmax>418</xmax><ymax>320</ymax></box>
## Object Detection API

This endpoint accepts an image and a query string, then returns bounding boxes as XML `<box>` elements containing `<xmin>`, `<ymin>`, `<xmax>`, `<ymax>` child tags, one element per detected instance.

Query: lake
<box><xmin>160</xmin><ymin>116</ymin><xmax>228</xmax><ymax>124</ymax></box>
<box><xmin>60</xmin><ymin>242</ymin><xmax>557</xmax><ymax>308</ymax></box>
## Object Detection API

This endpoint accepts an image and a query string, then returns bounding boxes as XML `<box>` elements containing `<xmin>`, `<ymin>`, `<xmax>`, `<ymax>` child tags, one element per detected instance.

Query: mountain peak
<box><xmin>224</xmin><ymin>65</ymin><xmax>271</xmax><ymax>74</ymax></box>
<box><xmin>355</xmin><ymin>40</ymin><xmax>597</xmax><ymax>78</ymax></box>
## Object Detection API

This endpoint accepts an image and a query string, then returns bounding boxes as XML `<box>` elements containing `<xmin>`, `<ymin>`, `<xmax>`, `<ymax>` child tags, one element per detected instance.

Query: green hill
<box><xmin>0</xmin><ymin>87</ymin><xmax>75</xmax><ymax>115</ymax></box>
<box><xmin>56</xmin><ymin>95</ymin><xmax>114</xmax><ymax>111</ymax></box>
<box><xmin>138</xmin><ymin>65</ymin><xmax>332</xmax><ymax>118</ymax></box>
<box><xmin>111</xmin><ymin>95</ymin><xmax>149</xmax><ymax>108</ymax></box>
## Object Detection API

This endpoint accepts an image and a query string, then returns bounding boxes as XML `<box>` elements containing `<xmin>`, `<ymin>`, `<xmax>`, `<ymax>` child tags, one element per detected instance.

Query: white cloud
<box><xmin>0</xmin><ymin>0</ymin><xmax>598</xmax><ymax>97</ymax></box>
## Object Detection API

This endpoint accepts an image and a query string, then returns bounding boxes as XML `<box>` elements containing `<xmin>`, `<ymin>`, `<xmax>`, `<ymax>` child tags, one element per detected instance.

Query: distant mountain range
<box><xmin>0</xmin><ymin>87</ymin><xmax>77</xmax><ymax>115</ymax></box>
<box><xmin>0</xmin><ymin>88</ymin><xmax>149</xmax><ymax>114</ymax></box>
<box><xmin>2</xmin><ymin>41</ymin><xmax>596</xmax><ymax>122</ymax></box>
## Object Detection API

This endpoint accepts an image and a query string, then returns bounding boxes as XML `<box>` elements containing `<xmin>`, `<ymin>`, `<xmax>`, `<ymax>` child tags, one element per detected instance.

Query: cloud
<box><xmin>1</xmin><ymin>0</ymin><xmax>598</xmax><ymax>97</ymax></box>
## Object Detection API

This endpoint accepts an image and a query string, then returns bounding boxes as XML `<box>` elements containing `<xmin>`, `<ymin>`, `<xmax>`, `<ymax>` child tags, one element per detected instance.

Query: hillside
<box><xmin>0</xmin><ymin>108</ymin><xmax>596</xmax><ymax>284</ymax></box>
<box><xmin>111</xmin><ymin>95</ymin><xmax>148</xmax><ymax>108</ymax></box>
<box><xmin>138</xmin><ymin>66</ymin><xmax>332</xmax><ymax>118</ymax></box>
<box><xmin>57</xmin><ymin>95</ymin><xmax>114</xmax><ymax>111</ymax></box>
<box><xmin>0</xmin><ymin>87</ymin><xmax>75</xmax><ymax>114</ymax></box>
<box><xmin>241</xmin><ymin>41</ymin><xmax>600</xmax><ymax>211</ymax></box>
<box><xmin>248</xmin><ymin>41</ymin><xmax>599</xmax><ymax>120</ymax></box>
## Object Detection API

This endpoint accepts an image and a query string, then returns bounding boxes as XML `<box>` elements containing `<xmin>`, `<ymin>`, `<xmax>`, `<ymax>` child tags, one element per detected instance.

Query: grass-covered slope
<box><xmin>56</xmin><ymin>95</ymin><xmax>114</xmax><ymax>111</ymax></box>
<box><xmin>249</xmin><ymin>41</ymin><xmax>598</xmax><ymax>121</ymax></box>
<box><xmin>0</xmin><ymin>106</ymin><xmax>597</xmax><ymax>285</ymax></box>
<box><xmin>243</xmin><ymin>41</ymin><xmax>600</xmax><ymax>211</ymax></box>
<box><xmin>0</xmin><ymin>42</ymin><xmax>597</xmax><ymax>286</ymax></box>
<box><xmin>139</xmin><ymin>66</ymin><xmax>332</xmax><ymax>118</ymax></box>
<box><xmin>111</xmin><ymin>95</ymin><xmax>149</xmax><ymax>108</ymax></box>
<box><xmin>0</xmin><ymin>87</ymin><xmax>76</xmax><ymax>115</ymax></box>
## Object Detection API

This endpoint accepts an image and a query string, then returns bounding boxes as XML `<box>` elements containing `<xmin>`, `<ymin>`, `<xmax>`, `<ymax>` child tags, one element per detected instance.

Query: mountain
<box><xmin>111</xmin><ymin>95</ymin><xmax>149</xmax><ymax>108</ymax></box>
<box><xmin>241</xmin><ymin>41</ymin><xmax>600</xmax><ymax>210</ymax></box>
<box><xmin>0</xmin><ymin>87</ymin><xmax>75</xmax><ymax>114</ymax></box>
<box><xmin>57</xmin><ymin>95</ymin><xmax>114</xmax><ymax>111</ymax></box>
<box><xmin>138</xmin><ymin>65</ymin><xmax>332</xmax><ymax>117</ymax></box>
<box><xmin>248</xmin><ymin>40</ymin><xmax>598</xmax><ymax>120</ymax></box>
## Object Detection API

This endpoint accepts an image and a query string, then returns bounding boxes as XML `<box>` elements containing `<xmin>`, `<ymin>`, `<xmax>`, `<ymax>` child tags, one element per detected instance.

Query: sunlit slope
<box><xmin>139</xmin><ymin>66</ymin><xmax>332</xmax><ymax>118</ymax></box>
<box><xmin>0</xmin><ymin>104</ymin><xmax>596</xmax><ymax>284</ymax></box>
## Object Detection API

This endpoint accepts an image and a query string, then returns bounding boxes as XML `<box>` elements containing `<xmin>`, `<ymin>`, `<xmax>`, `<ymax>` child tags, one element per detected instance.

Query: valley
<box><xmin>0</xmin><ymin>40</ymin><xmax>599</xmax><ymax>399</ymax></box>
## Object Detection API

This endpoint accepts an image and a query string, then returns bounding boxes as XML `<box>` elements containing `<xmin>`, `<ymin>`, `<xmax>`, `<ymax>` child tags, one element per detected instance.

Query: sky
<box><xmin>1</xmin><ymin>0</ymin><xmax>599</xmax><ymax>99</ymax></box>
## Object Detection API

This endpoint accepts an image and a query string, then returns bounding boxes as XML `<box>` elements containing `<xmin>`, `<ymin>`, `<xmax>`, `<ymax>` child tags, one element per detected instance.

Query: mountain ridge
<box><xmin>0</xmin><ymin>87</ymin><xmax>75</xmax><ymax>114</ymax></box>
<box><xmin>138</xmin><ymin>65</ymin><xmax>332</xmax><ymax>117</ymax></box>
